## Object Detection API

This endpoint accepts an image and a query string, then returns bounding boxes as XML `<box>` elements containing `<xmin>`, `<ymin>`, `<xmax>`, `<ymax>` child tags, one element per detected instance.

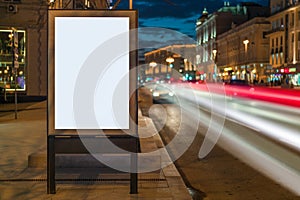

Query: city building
<box><xmin>266</xmin><ymin>0</ymin><xmax>300</xmax><ymax>86</ymax></box>
<box><xmin>195</xmin><ymin>1</ymin><xmax>269</xmax><ymax>82</ymax></box>
<box><xmin>0</xmin><ymin>0</ymin><xmax>108</xmax><ymax>96</ymax></box>
<box><xmin>0</xmin><ymin>0</ymin><xmax>48</xmax><ymax>95</ymax></box>
<box><xmin>144</xmin><ymin>44</ymin><xmax>197</xmax><ymax>83</ymax></box>
<box><xmin>217</xmin><ymin>17</ymin><xmax>270</xmax><ymax>83</ymax></box>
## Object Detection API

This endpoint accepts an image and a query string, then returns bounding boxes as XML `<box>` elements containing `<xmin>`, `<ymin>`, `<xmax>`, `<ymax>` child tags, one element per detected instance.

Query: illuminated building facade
<box><xmin>0</xmin><ymin>0</ymin><xmax>48</xmax><ymax>95</ymax></box>
<box><xmin>217</xmin><ymin>17</ymin><xmax>270</xmax><ymax>83</ymax></box>
<box><xmin>196</xmin><ymin>2</ymin><xmax>269</xmax><ymax>82</ymax></box>
<box><xmin>266</xmin><ymin>0</ymin><xmax>300</xmax><ymax>86</ymax></box>
<box><xmin>144</xmin><ymin>44</ymin><xmax>197</xmax><ymax>83</ymax></box>
<box><xmin>0</xmin><ymin>0</ymin><xmax>109</xmax><ymax>96</ymax></box>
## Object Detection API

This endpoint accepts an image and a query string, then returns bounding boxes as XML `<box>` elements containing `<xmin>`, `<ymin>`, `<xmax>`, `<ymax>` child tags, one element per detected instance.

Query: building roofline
<box><xmin>217</xmin><ymin>17</ymin><xmax>270</xmax><ymax>39</ymax></box>
<box><xmin>144</xmin><ymin>44</ymin><xmax>196</xmax><ymax>56</ymax></box>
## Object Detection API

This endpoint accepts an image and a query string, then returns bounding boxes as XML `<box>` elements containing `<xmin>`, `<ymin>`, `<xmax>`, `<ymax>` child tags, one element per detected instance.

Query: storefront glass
<box><xmin>0</xmin><ymin>29</ymin><xmax>26</xmax><ymax>91</ymax></box>
<box><xmin>291</xmin><ymin>73</ymin><xmax>300</xmax><ymax>86</ymax></box>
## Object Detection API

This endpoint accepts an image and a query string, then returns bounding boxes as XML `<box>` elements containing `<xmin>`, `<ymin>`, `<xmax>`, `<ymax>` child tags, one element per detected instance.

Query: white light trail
<box><xmin>167</xmin><ymin>84</ymin><xmax>300</xmax><ymax>195</ymax></box>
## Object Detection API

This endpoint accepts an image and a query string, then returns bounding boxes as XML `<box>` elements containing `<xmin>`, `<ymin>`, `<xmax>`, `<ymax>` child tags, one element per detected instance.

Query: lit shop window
<box><xmin>0</xmin><ymin>29</ymin><xmax>26</xmax><ymax>91</ymax></box>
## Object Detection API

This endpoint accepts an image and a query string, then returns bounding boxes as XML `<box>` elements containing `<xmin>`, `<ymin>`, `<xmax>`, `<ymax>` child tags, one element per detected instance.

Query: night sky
<box><xmin>115</xmin><ymin>0</ymin><xmax>269</xmax><ymax>51</ymax></box>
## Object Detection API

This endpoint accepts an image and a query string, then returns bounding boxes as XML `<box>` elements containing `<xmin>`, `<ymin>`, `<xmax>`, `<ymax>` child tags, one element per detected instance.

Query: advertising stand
<box><xmin>47</xmin><ymin>10</ymin><xmax>138</xmax><ymax>194</ymax></box>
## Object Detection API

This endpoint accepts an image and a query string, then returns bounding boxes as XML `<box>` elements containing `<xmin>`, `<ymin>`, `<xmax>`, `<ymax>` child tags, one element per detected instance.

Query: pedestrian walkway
<box><xmin>0</xmin><ymin>101</ymin><xmax>192</xmax><ymax>200</ymax></box>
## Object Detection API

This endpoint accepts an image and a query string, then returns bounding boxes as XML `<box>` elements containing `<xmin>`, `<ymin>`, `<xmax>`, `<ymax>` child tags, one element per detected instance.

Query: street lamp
<box><xmin>243</xmin><ymin>39</ymin><xmax>249</xmax><ymax>53</ymax></box>
<box><xmin>149</xmin><ymin>61</ymin><xmax>157</xmax><ymax>67</ymax></box>
<box><xmin>166</xmin><ymin>57</ymin><xmax>174</xmax><ymax>64</ymax></box>
<box><xmin>166</xmin><ymin>56</ymin><xmax>174</xmax><ymax>70</ymax></box>
<box><xmin>243</xmin><ymin>39</ymin><xmax>249</xmax><ymax>83</ymax></box>
<box><xmin>166</xmin><ymin>57</ymin><xmax>174</xmax><ymax>80</ymax></box>
<box><xmin>212</xmin><ymin>49</ymin><xmax>217</xmax><ymax>82</ymax></box>
<box><xmin>149</xmin><ymin>61</ymin><xmax>157</xmax><ymax>79</ymax></box>
<box><xmin>212</xmin><ymin>49</ymin><xmax>217</xmax><ymax>59</ymax></box>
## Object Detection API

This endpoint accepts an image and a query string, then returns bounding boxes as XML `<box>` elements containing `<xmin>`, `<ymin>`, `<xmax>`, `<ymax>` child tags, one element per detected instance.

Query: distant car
<box><xmin>225</xmin><ymin>79</ymin><xmax>254</xmax><ymax>99</ymax></box>
<box><xmin>226</xmin><ymin>79</ymin><xmax>251</xmax><ymax>86</ymax></box>
<box><xmin>151</xmin><ymin>85</ymin><xmax>175</xmax><ymax>103</ymax></box>
<box><xmin>144</xmin><ymin>82</ymin><xmax>157</xmax><ymax>93</ymax></box>
<box><xmin>187</xmin><ymin>79</ymin><xmax>206</xmax><ymax>84</ymax></box>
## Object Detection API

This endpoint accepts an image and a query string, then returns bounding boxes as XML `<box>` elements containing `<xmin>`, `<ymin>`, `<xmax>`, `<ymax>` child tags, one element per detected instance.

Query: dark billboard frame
<box><xmin>47</xmin><ymin>9</ymin><xmax>138</xmax><ymax>194</ymax></box>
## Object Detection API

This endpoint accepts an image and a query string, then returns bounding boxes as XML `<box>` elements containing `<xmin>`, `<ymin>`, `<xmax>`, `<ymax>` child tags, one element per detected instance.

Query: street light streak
<box><xmin>174</xmin><ymin>83</ymin><xmax>300</xmax><ymax>150</ymax></box>
<box><xmin>168</xmin><ymin>84</ymin><xmax>300</xmax><ymax>195</ymax></box>
<box><xmin>151</xmin><ymin>82</ymin><xmax>300</xmax><ymax>194</ymax></box>
<box><xmin>170</xmin><ymin>84</ymin><xmax>226</xmax><ymax>158</ymax></box>
<box><xmin>219</xmin><ymin>125</ymin><xmax>300</xmax><ymax>196</ymax></box>
<box><xmin>227</xmin><ymin>118</ymin><xmax>261</xmax><ymax>133</ymax></box>
<box><xmin>229</xmin><ymin>99</ymin><xmax>299</xmax><ymax>127</ymax></box>
<box><xmin>202</xmin><ymin>90</ymin><xmax>299</xmax><ymax>152</ymax></box>
<box><xmin>184</xmin><ymin>82</ymin><xmax>300</xmax><ymax>108</ymax></box>
<box><xmin>168</xmin><ymin>83</ymin><xmax>300</xmax><ymax>151</ymax></box>
<box><xmin>227</xmin><ymin>106</ymin><xmax>300</xmax><ymax>152</ymax></box>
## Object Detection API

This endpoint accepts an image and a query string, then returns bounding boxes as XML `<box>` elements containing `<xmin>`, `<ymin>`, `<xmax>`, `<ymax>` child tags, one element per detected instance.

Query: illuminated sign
<box><xmin>289</xmin><ymin>68</ymin><xmax>296</xmax><ymax>73</ymax></box>
<box><xmin>224</xmin><ymin>67</ymin><xmax>233</xmax><ymax>71</ymax></box>
<box><xmin>284</xmin><ymin>68</ymin><xmax>289</xmax><ymax>73</ymax></box>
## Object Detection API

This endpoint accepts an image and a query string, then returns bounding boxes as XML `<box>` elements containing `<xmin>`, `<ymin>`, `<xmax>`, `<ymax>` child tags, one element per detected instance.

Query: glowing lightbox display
<box><xmin>54</xmin><ymin>17</ymin><xmax>130</xmax><ymax>129</ymax></box>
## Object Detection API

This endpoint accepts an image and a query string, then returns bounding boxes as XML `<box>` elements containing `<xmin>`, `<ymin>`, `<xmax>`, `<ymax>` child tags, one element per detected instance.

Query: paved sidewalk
<box><xmin>0</xmin><ymin>101</ymin><xmax>192</xmax><ymax>200</ymax></box>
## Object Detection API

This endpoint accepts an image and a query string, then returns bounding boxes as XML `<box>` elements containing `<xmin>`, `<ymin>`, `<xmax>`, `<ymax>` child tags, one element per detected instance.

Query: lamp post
<box><xmin>149</xmin><ymin>61</ymin><xmax>157</xmax><ymax>67</ymax></box>
<box><xmin>49</xmin><ymin>0</ymin><xmax>56</xmax><ymax>8</ymax></box>
<box><xmin>243</xmin><ymin>39</ymin><xmax>249</xmax><ymax>53</ymax></box>
<box><xmin>212</xmin><ymin>49</ymin><xmax>217</xmax><ymax>59</ymax></box>
<box><xmin>11</xmin><ymin>28</ymin><xmax>18</xmax><ymax>119</ymax></box>
<box><xmin>3</xmin><ymin>69</ymin><xmax>7</xmax><ymax>102</ymax></box>
<box><xmin>149</xmin><ymin>61</ymin><xmax>157</xmax><ymax>80</ymax></box>
<box><xmin>212</xmin><ymin>49</ymin><xmax>217</xmax><ymax>82</ymax></box>
<box><xmin>166</xmin><ymin>56</ymin><xmax>174</xmax><ymax>80</ymax></box>
<box><xmin>243</xmin><ymin>39</ymin><xmax>249</xmax><ymax>83</ymax></box>
<box><xmin>166</xmin><ymin>56</ymin><xmax>174</xmax><ymax>64</ymax></box>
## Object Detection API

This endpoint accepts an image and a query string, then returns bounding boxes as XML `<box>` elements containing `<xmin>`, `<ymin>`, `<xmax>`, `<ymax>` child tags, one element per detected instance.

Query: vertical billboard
<box><xmin>48</xmin><ymin>10</ymin><xmax>138</xmax><ymax>133</ymax></box>
<box><xmin>47</xmin><ymin>10</ymin><xmax>138</xmax><ymax>194</ymax></box>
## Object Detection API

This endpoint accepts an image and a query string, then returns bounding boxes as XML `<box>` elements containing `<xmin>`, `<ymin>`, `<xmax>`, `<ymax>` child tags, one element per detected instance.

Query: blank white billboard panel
<box><xmin>54</xmin><ymin>17</ymin><xmax>129</xmax><ymax>129</ymax></box>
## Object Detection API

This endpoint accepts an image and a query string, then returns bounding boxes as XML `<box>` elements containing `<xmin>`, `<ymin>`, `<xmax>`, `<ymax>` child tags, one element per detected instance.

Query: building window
<box><xmin>280</xmin><ymin>52</ymin><xmax>284</xmax><ymax>64</ymax></box>
<box><xmin>0</xmin><ymin>29</ymin><xmax>26</xmax><ymax>91</ymax></box>
<box><xmin>278</xmin><ymin>51</ymin><xmax>281</xmax><ymax>64</ymax></box>
<box><xmin>291</xmin><ymin>13</ymin><xmax>295</xmax><ymax>26</ymax></box>
<box><xmin>272</xmin><ymin>21</ymin><xmax>276</xmax><ymax>29</ymax></box>
<box><xmin>296</xmin><ymin>32</ymin><xmax>300</xmax><ymax>62</ymax></box>
<box><xmin>279</xmin><ymin>2</ymin><xmax>283</xmax><ymax>11</ymax></box>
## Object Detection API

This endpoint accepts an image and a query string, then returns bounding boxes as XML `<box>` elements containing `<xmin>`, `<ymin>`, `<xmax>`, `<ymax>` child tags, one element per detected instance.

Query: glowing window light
<box><xmin>149</xmin><ymin>61</ymin><xmax>157</xmax><ymax>67</ymax></box>
<box><xmin>166</xmin><ymin>57</ymin><xmax>174</xmax><ymax>63</ymax></box>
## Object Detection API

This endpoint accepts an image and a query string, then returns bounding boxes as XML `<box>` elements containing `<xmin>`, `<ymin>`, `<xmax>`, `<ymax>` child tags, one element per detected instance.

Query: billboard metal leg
<box><xmin>47</xmin><ymin>136</ymin><xmax>56</xmax><ymax>194</ymax></box>
<box><xmin>130</xmin><ymin>138</ymin><xmax>138</xmax><ymax>194</ymax></box>
<box><xmin>130</xmin><ymin>172</ymin><xmax>138</xmax><ymax>194</ymax></box>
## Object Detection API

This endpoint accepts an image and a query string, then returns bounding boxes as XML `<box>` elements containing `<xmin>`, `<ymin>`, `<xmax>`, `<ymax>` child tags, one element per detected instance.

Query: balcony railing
<box><xmin>265</xmin><ymin>27</ymin><xmax>284</xmax><ymax>36</ymax></box>
<box><xmin>271</xmin><ymin>2</ymin><xmax>300</xmax><ymax>15</ymax></box>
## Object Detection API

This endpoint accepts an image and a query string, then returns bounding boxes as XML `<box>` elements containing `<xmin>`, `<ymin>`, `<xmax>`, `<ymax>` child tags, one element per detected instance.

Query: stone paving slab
<box><xmin>0</xmin><ymin>101</ymin><xmax>192</xmax><ymax>200</ymax></box>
